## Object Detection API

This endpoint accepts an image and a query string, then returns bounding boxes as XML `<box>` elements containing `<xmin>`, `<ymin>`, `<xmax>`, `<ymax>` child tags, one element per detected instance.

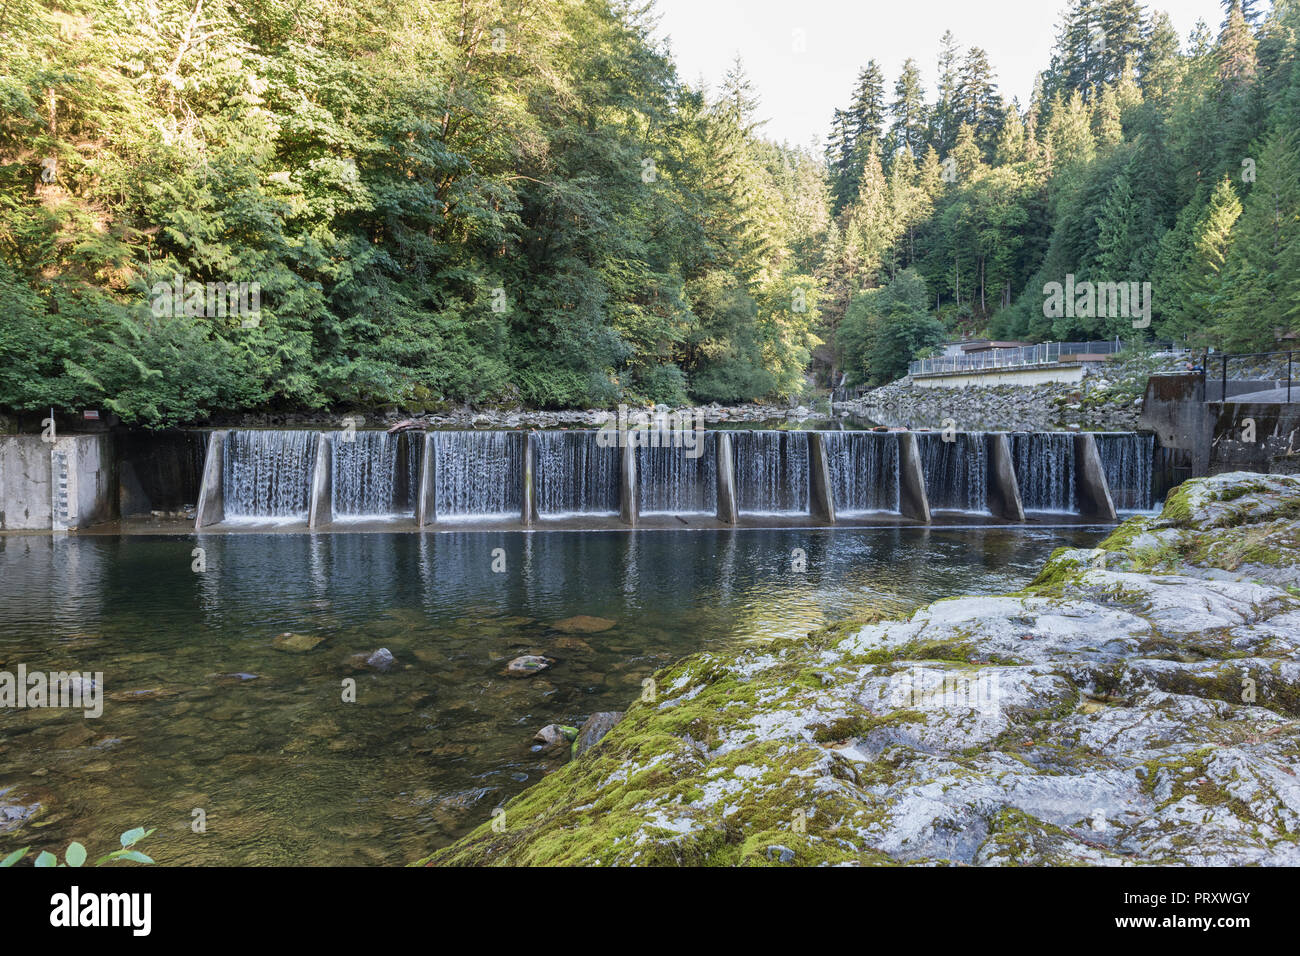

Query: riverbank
<box><xmin>423</xmin><ymin>471</ymin><xmax>1300</xmax><ymax>866</ymax></box>
<box><xmin>837</xmin><ymin>353</ymin><xmax>1185</xmax><ymax>431</ymax></box>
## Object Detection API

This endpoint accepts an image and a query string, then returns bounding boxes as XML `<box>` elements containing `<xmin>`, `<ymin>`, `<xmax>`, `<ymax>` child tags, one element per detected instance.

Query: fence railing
<box><xmin>908</xmin><ymin>339</ymin><xmax>1179</xmax><ymax>378</ymax></box>
<box><xmin>1207</xmin><ymin>350</ymin><xmax>1298</xmax><ymax>404</ymax></box>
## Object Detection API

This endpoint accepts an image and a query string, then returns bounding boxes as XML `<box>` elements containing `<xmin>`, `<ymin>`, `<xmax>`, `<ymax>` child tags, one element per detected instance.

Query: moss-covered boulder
<box><xmin>421</xmin><ymin>473</ymin><xmax>1300</xmax><ymax>866</ymax></box>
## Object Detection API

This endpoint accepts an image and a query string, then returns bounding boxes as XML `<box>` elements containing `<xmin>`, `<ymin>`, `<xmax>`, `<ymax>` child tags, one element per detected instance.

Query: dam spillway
<box><xmin>0</xmin><ymin>426</ymin><xmax>1156</xmax><ymax>532</ymax></box>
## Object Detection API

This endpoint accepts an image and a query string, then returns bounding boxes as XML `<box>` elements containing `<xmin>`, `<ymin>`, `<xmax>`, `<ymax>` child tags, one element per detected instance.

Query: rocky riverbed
<box><xmin>424</xmin><ymin>472</ymin><xmax>1300</xmax><ymax>866</ymax></box>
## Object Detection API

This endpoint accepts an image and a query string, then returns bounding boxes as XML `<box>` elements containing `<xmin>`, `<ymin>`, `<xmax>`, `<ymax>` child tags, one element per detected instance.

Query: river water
<box><xmin>0</xmin><ymin>526</ymin><xmax>1106</xmax><ymax>864</ymax></box>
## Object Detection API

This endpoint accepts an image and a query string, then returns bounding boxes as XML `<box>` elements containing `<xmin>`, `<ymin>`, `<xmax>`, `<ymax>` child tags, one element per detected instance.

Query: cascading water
<box><xmin>732</xmin><ymin>431</ymin><xmax>809</xmax><ymax>515</ymax></box>
<box><xmin>534</xmin><ymin>431</ymin><xmax>620</xmax><ymax>517</ymax></box>
<box><xmin>823</xmin><ymin>432</ymin><xmax>900</xmax><ymax>514</ymax></box>
<box><xmin>1095</xmin><ymin>433</ymin><xmax>1155</xmax><ymax>511</ymax></box>
<box><xmin>331</xmin><ymin>431</ymin><xmax>419</xmax><ymax>519</ymax></box>
<box><xmin>916</xmin><ymin>432</ymin><xmax>988</xmax><ymax>513</ymax></box>
<box><xmin>1011</xmin><ymin>433</ymin><xmax>1077</xmax><ymax>512</ymax></box>
<box><xmin>223</xmin><ymin>430</ymin><xmax>318</xmax><ymax>520</ymax></box>
<box><xmin>430</xmin><ymin>431</ymin><xmax>523</xmax><ymax>519</ymax></box>
<box><xmin>638</xmin><ymin>434</ymin><xmax>717</xmax><ymax>515</ymax></box>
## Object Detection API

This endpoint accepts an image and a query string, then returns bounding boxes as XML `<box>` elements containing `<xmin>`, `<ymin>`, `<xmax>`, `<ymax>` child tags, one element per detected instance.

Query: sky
<box><xmin>649</xmin><ymin>0</ymin><xmax>1235</xmax><ymax>147</ymax></box>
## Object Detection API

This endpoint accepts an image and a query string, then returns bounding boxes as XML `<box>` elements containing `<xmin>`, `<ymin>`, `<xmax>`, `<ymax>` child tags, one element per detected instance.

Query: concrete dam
<box><xmin>0</xmin><ymin>428</ymin><xmax>1154</xmax><ymax>533</ymax></box>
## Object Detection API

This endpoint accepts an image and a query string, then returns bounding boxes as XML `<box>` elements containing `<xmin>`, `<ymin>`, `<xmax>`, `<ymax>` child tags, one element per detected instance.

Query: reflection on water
<box><xmin>0</xmin><ymin>526</ymin><xmax>1106</xmax><ymax>865</ymax></box>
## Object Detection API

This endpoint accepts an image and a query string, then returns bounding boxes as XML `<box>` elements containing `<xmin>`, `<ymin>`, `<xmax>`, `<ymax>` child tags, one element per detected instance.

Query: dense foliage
<box><xmin>825</xmin><ymin>0</ymin><xmax>1300</xmax><ymax>385</ymax></box>
<box><xmin>7</xmin><ymin>1</ymin><xmax>1300</xmax><ymax>415</ymax></box>
<box><xmin>0</xmin><ymin>0</ymin><xmax>825</xmax><ymax>424</ymax></box>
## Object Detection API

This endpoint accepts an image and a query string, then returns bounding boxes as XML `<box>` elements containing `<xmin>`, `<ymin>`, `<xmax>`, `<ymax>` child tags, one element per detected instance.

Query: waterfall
<box><xmin>331</xmin><ymin>431</ymin><xmax>419</xmax><ymax>519</ymax></box>
<box><xmin>431</xmin><ymin>431</ymin><xmax>522</xmax><ymax>519</ymax></box>
<box><xmin>823</xmin><ymin>432</ymin><xmax>900</xmax><ymax>514</ymax></box>
<box><xmin>638</xmin><ymin>434</ymin><xmax>717</xmax><ymax>515</ymax></box>
<box><xmin>223</xmin><ymin>430</ymin><xmax>317</xmax><ymax>520</ymax></box>
<box><xmin>732</xmin><ymin>431</ymin><xmax>809</xmax><ymax>515</ymax></box>
<box><xmin>916</xmin><ymin>432</ymin><xmax>988</xmax><ymax>513</ymax></box>
<box><xmin>534</xmin><ymin>431</ymin><xmax>620</xmax><ymax>516</ymax></box>
<box><xmin>1096</xmin><ymin>433</ymin><xmax>1155</xmax><ymax>511</ymax></box>
<box><xmin>1011</xmin><ymin>433</ymin><xmax>1077</xmax><ymax>512</ymax></box>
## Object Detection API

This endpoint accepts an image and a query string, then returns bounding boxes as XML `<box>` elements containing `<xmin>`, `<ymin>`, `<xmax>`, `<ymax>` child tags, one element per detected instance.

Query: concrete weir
<box><xmin>416</xmin><ymin>433</ymin><xmax>437</xmax><ymax>527</ymax></box>
<box><xmin>194</xmin><ymin>430</ymin><xmax>227</xmax><ymax>530</ymax></box>
<box><xmin>308</xmin><ymin>434</ymin><xmax>332</xmax><ymax>529</ymax></box>
<box><xmin>897</xmin><ymin>432</ymin><xmax>932</xmax><ymax>524</ymax></box>
<box><xmin>1075</xmin><ymin>433</ymin><xmax>1119</xmax><ymax>521</ymax></box>
<box><xmin>715</xmin><ymin>433</ymin><xmax>738</xmax><ymax>525</ymax></box>
<box><xmin>986</xmin><ymin>433</ymin><xmax>1026</xmax><ymax>522</ymax></box>
<box><xmin>5</xmin><ymin>425</ymin><xmax>1144</xmax><ymax>534</ymax></box>
<box><xmin>807</xmin><ymin>433</ymin><xmax>836</xmax><ymax>524</ymax></box>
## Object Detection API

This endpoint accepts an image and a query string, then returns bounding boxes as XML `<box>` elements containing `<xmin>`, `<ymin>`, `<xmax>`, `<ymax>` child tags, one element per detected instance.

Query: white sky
<box><xmin>649</xmin><ymin>0</ymin><xmax>1236</xmax><ymax>147</ymax></box>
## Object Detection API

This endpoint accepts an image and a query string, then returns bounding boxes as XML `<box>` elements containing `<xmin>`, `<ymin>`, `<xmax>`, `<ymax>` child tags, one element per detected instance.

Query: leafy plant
<box><xmin>0</xmin><ymin>826</ymin><xmax>155</xmax><ymax>868</ymax></box>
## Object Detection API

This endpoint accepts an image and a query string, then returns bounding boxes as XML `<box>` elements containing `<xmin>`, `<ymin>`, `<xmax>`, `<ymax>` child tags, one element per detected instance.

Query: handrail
<box><xmin>908</xmin><ymin>340</ymin><xmax>1180</xmax><ymax>377</ymax></box>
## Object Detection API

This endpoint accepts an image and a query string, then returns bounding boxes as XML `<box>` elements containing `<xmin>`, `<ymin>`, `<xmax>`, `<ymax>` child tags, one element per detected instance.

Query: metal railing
<box><xmin>1207</xmin><ymin>350</ymin><xmax>1298</xmax><ymax>404</ymax></box>
<box><xmin>908</xmin><ymin>339</ymin><xmax>1178</xmax><ymax>378</ymax></box>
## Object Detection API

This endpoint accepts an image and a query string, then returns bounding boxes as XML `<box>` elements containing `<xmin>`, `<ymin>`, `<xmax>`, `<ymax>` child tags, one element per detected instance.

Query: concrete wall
<box><xmin>1207</xmin><ymin>403</ymin><xmax>1300</xmax><ymax>475</ymax></box>
<box><xmin>913</xmin><ymin>364</ymin><xmax>1086</xmax><ymax>389</ymax></box>
<box><xmin>194</xmin><ymin>431</ymin><xmax>227</xmax><ymax>530</ymax></box>
<box><xmin>1139</xmin><ymin>373</ymin><xmax>1210</xmax><ymax>499</ymax></box>
<box><xmin>807</xmin><ymin>433</ymin><xmax>836</xmax><ymax>524</ymax></box>
<box><xmin>308</xmin><ymin>434</ymin><xmax>333</xmax><ymax>529</ymax></box>
<box><xmin>0</xmin><ymin>435</ymin><xmax>116</xmax><ymax>531</ymax></box>
<box><xmin>1075</xmin><ymin>434</ymin><xmax>1118</xmax><ymax>521</ymax></box>
<box><xmin>897</xmin><ymin>433</ymin><xmax>932</xmax><ymax>524</ymax></box>
<box><xmin>714</xmin><ymin>433</ymin><xmax>737</xmax><ymax>525</ymax></box>
<box><xmin>985</xmin><ymin>433</ymin><xmax>1025</xmax><ymax>522</ymax></box>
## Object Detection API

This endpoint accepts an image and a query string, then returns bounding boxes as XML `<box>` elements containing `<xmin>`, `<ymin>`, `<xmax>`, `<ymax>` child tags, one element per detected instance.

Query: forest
<box><xmin>1</xmin><ymin>0</ymin><xmax>1298</xmax><ymax>423</ymax></box>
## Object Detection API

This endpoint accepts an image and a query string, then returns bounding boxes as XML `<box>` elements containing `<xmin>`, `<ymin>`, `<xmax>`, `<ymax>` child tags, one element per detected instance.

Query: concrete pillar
<box><xmin>308</xmin><ymin>432</ymin><xmax>332</xmax><ymax>529</ymax></box>
<box><xmin>416</xmin><ymin>432</ymin><xmax>436</xmax><ymax>527</ymax></box>
<box><xmin>985</xmin><ymin>433</ymin><xmax>1025</xmax><ymax>522</ymax></box>
<box><xmin>808</xmin><ymin>433</ymin><xmax>836</xmax><ymax>524</ymax></box>
<box><xmin>715</xmin><ymin>432</ymin><xmax>738</xmax><ymax>525</ymax></box>
<box><xmin>521</xmin><ymin>432</ymin><xmax>537</xmax><ymax>526</ymax></box>
<box><xmin>897</xmin><ymin>432</ymin><xmax>931</xmax><ymax>524</ymax></box>
<box><xmin>194</xmin><ymin>430</ymin><xmax>227</xmax><ymax>530</ymax></box>
<box><xmin>1075</xmin><ymin>433</ymin><xmax>1118</xmax><ymax>521</ymax></box>
<box><xmin>620</xmin><ymin>436</ymin><xmax>638</xmax><ymax>526</ymax></box>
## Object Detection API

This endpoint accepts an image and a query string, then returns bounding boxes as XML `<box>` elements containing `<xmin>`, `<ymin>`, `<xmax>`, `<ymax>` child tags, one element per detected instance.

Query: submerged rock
<box><xmin>505</xmin><ymin>656</ymin><xmax>554</xmax><ymax>677</ymax></box>
<box><xmin>423</xmin><ymin>473</ymin><xmax>1300</xmax><ymax>867</ymax></box>
<box><xmin>533</xmin><ymin>724</ymin><xmax>579</xmax><ymax>751</ymax></box>
<box><xmin>366</xmin><ymin>648</ymin><xmax>396</xmax><ymax>672</ymax></box>
<box><xmin>553</xmin><ymin>616</ymin><xmax>617</xmax><ymax>634</ymax></box>
<box><xmin>272</xmin><ymin>632</ymin><xmax>323</xmax><ymax>653</ymax></box>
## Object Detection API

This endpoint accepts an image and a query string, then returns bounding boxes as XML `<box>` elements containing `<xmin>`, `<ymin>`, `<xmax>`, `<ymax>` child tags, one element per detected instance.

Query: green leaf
<box><xmin>113</xmin><ymin>850</ymin><xmax>154</xmax><ymax>864</ymax></box>
<box><xmin>65</xmin><ymin>842</ymin><xmax>86</xmax><ymax>867</ymax></box>
<box><xmin>119</xmin><ymin>827</ymin><xmax>147</xmax><ymax>848</ymax></box>
<box><xmin>34</xmin><ymin>850</ymin><xmax>57</xmax><ymax>868</ymax></box>
<box><xmin>0</xmin><ymin>847</ymin><xmax>28</xmax><ymax>867</ymax></box>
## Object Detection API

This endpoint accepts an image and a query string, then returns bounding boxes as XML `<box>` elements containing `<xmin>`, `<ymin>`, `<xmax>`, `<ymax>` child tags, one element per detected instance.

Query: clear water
<box><xmin>0</xmin><ymin>526</ymin><xmax>1107</xmax><ymax>865</ymax></box>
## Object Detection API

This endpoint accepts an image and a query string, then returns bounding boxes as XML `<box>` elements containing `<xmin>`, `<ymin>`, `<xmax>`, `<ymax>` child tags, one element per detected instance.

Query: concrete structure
<box><xmin>417</xmin><ymin>433</ymin><xmax>437</xmax><ymax>527</ymax></box>
<box><xmin>985</xmin><ymin>434</ymin><xmax>1026</xmax><ymax>522</ymax></box>
<box><xmin>1075</xmin><ymin>434</ymin><xmax>1118</xmax><ymax>521</ymax></box>
<box><xmin>0</xmin><ymin>434</ymin><xmax>116</xmax><ymax>531</ymax></box>
<box><xmin>194</xmin><ymin>431</ymin><xmax>227</xmax><ymax>530</ymax></box>
<box><xmin>714</xmin><ymin>433</ymin><xmax>738</xmax><ymax>525</ymax></box>
<box><xmin>308</xmin><ymin>434</ymin><xmax>333</xmax><ymax>529</ymax></box>
<box><xmin>521</xmin><ymin>433</ymin><xmax>537</xmax><ymax>526</ymax></box>
<box><xmin>807</xmin><ymin>433</ymin><xmax>836</xmax><ymax>524</ymax></box>
<box><xmin>912</xmin><ymin>364</ymin><xmax>1086</xmax><ymax>389</ymax></box>
<box><xmin>897</xmin><ymin>433</ymin><xmax>932</xmax><ymax>524</ymax></box>
<box><xmin>619</xmin><ymin>438</ymin><xmax>637</xmax><ymax>526</ymax></box>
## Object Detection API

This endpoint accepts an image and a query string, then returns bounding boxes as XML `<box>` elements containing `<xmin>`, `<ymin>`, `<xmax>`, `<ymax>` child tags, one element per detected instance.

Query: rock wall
<box><xmin>425</xmin><ymin>472</ymin><xmax>1300</xmax><ymax>867</ymax></box>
